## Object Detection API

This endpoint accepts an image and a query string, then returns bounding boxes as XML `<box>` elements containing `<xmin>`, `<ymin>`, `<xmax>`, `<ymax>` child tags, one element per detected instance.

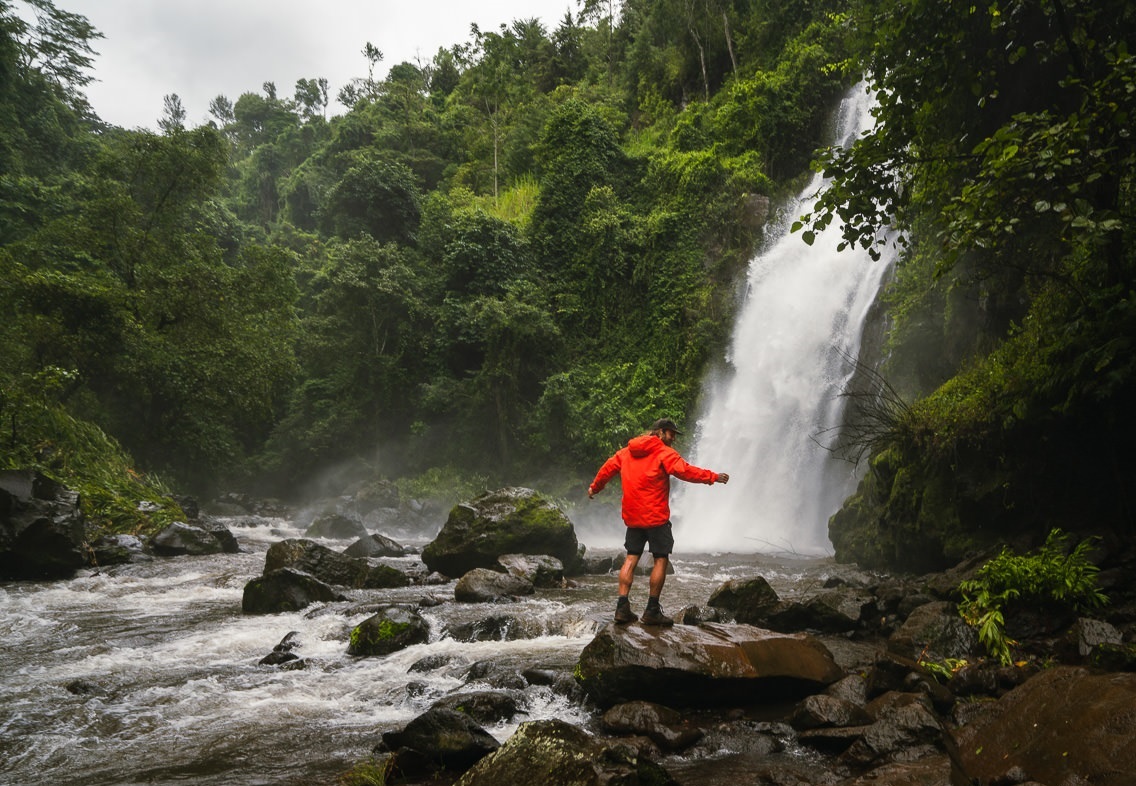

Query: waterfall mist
<box><xmin>673</xmin><ymin>85</ymin><xmax>894</xmax><ymax>556</ymax></box>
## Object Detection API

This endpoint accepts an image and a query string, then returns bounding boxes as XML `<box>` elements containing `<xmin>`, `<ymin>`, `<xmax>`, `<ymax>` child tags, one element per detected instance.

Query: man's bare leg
<box><xmin>614</xmin><ymin>553</ymin><xmax>641</xmax><ymax>623</ymax></box>
<box><xmin>619</xmin><ymin>553</ymin><xmax>640</xmax><ymax>596</ymax></box>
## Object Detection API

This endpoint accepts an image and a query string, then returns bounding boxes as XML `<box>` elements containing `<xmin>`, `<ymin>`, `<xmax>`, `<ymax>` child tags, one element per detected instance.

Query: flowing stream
<box><xmin>675</xmin><ymin>84</ymin><xmax>893</xmax><ymax>556</ymax></box>
<box><xmin>0</xmin><ymin>517</ymin><xmax>837</xmax><ymax>786</ymax></box>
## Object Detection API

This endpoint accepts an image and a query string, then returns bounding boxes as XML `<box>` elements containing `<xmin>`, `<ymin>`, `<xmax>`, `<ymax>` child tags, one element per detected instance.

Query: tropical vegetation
<box><xmin>2</xmin><ymin>0</ymin><xmax>1133</xmax><ymax>581</ymax></box>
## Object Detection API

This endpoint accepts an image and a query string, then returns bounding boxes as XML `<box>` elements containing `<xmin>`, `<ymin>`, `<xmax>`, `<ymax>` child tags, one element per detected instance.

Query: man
<box><xmin>588</xmin><ymin>417</ymin><xmax>730</xmax><ymax>625</ymax></box>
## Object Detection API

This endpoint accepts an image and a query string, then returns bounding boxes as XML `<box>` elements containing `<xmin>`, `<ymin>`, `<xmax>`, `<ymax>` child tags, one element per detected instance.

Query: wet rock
<box><xmin>0</xmin><ymin>470</ymin><xmax>87</xmax><ymax>579</ymax></box>
<box><xmin>447</xmin><ymin>613</ymin><xmax>544</xmax><ymax>642</ymax></box>
<box><xmin>409</xmin><ymin>653</ymin><xmax>459</xmax><ymax>674</ymax></box>
<box><xmin>889</xmin><ymin>601</ymin><xmax>979</xmax><ymax>662</ymax></box>
<box><xmin>259</xmin><ymin>631</ymin><xmax>301</xmax><ymax>665</ymax></box>
<box><xmin>304</xmin><ymin>512</ymin><xmax>367</xmax><ymax>540</ymax></box>
<box><xmin>422</xmin><ymin>487</ymin><xmax>579</xmax><ymax>578</ymax></box>
<box><xmin>576</xmin><ymin>621</ymin><xmax>844</xmax><ymax>708</ymax></box>
<box><xmin>464</xmin><ymin>660</ymin><xmax>528</xmax><ymax>690</ymax></box>
<box><xmin>453</xmin><ymin>718</ymin><xmax>676</xmax><ymax>786</ymax></box>
<box><xmin>342</xmin><ymin>532</ymin><xmax>407</xmax><ymax>558</ymax></box>
<box><xmin>265</xmin><ymin>538</ymin><xmax>410</xmax><ymax>589</ymax></box>
<box><xmin>150</xmin><ymin>521</ymin><xmax>225</xmax><ymax>556</ymax></box>
<box><xmin>497</xmin><ymin>553</ymin><xmax>564</xmax><ymax>587</ymax></box>
<box><xmin>454</xmin><ymin>567</ymin><xmax>534</xmax><ymax>602</ymax></box>
<box><xmin>841</xmin><ymin>699</ymin><xmax>945</xmax><ymax>769</ymax></box>
<box><xmin>706</xmin><ymin>576</ymin><xmax>780</xmax><ymax>623</ymax></box>
<box><xmin>950</xmin><ymin>666</ymin><xmax>1136</xmax><ymax>786</ymax></box>
<box><xmin>196</xmin><ymin>518</ymin><xmax>241</xmax><ymax>553</ymax></box>
<box><xmin>241</xmin><ymin>567</ymin><xmax>346</xmax><ymax>614</ymax></box>
<box><xmin>601</xmin><ymin>700</ymin><xmax>703</xmax><ymax>751</ymax></box>
<box><xmin>789</xmin><ymin>693</ymin><xmax>873</xmax><ymax>730</ymax></box>
<box><xmin>380</xmin><ymin>707</ymin><xmax>500</xmax><ymax>778</ymax></box>
<box><xmin>348</xmin><ymin>604</ymin><xmax>430</xmax><ymax>657</ymax></box>
<box><xmin>90</xmin><ymin>534</ymin><xmax>149</xmax><ymax>566</ymax></box>
<box><xmin>430</xmin><ymin>690</ymin><xmax>522</xmax><ymax>725</ymax></box>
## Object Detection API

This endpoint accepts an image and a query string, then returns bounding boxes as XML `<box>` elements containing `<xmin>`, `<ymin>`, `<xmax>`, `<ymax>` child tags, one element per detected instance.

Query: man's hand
<box><xmin>716</xmin><ymin>473</ymin><xmax>730</xmax><ymax>484</ymax></box>
<box><xmin>588</xmin><ymin>487</ymin><xmax>597</xmax><ymax>499</ymax></box>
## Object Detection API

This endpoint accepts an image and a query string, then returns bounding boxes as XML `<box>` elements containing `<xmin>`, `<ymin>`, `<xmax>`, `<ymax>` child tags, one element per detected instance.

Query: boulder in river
<box><xmin>0</xmin><ymin>469</ymin><xmax>87</xmax><ymax>579</ymax></box>
<box><xmin>348</xmin><ymin>604</ymin><xmax>431</xmax><ymax>656</ymax></box>
<box><xmin>241</xmin><ymin>567</ymin><xmax>346</xmax><ymax>614</ymax></box>
<box><xmin>421</xmin><ymin>487</ymin><xmax>579</xmax><ymax>578</ymax></box>
<box><xmin>454</xmin><ymin>567</ymin><xmax>535</xmax><ymax>602</ymax></box>
<box><xmin>265</xmin><ymin>538</ymin><xmax>410</xmax><ymax>589</ymax></box>
<box><xmin>576</xmin><ymin>621</ymin><xmax>844</xmax><ymax>708</ymax></box>
<box><xmin>453</xmin><ymin>718</ymin><xmax>675</xmax><ymax>786</ymax></box>
<box><xmin>380</xmin><ymin>707</ymin><xmax>499</xmax><ymax>778</ymax></box>
<box><xmin>150</xmin><ymin>521</ymin><xmax>226</xmax><ymax>556</ymax></box>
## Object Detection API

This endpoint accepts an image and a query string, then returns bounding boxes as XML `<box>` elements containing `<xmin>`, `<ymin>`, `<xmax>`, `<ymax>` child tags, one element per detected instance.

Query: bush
<box><xmin>958</xmin><ymin>529</ymin><xmax>1108</xmax><ymax>664</ymax></box>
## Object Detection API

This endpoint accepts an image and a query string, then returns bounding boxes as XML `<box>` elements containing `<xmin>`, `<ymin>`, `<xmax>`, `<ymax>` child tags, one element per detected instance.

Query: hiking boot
<box><xmin>640</xmin><ymin>606</ymin><xmax>674</xmax><ymax>626</ymax></box>
<box><xmin>614</xmin><ymin>601</ymin><xmax>638</xmax><ymax>624</ymax></box>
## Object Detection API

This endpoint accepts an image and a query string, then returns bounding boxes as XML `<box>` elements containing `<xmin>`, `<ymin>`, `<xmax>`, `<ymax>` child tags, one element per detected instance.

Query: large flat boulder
<box><xmin>577</xmin><ymin>622</ymin><xmax>844</xmax><ymax>708</ymax></box>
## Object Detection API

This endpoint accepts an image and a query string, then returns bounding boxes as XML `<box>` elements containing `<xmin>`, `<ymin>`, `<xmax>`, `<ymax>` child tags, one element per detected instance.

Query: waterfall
<box><xmin>674</xmin><ymin>84</ymin><xmax>894</xmax><ymax>556</ymax></box>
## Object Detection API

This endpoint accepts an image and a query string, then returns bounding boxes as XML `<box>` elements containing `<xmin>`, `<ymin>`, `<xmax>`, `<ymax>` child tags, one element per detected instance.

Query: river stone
<box><xmin>149</xmin><ymin>521</ymin><xmax>225</xmax><ymax>556</ymax></box>
<box><xmin>577</xmin><ymin>621</ymin><xmax>844</xmax><ymax>708</ymax></box>
<box><xmin>381</xmin><ymin>707</ymin><xmax>499</xmax><ymax>773</ymax></box>
<box><xmin>707</xmin><ymin>576</ymin><xmax>781</xmax><ymax>624</ymax></box>
<box><xmin>889</xmin><ymin>601</ymin><xmax>979</xmax><ymax>662</ymax></box>
<box><xmin>421</xmin><ymin>487</ymin><xmax>579</xmax><ymax>578</ymax></box>
<box><xmin>430</xmin><ymin>690</ymin><xmax>522</xmax><ymax>725</ymax></box>
<box><xmin>0</xmin><ymin>470</ymin><xmax>88</xmax><ymax>579</ymax></box>
<box><xmin>265</xmin><ymin>538</ymin><xmax>410</xmax><ymax>589</ymax></box>
<box><xmin>950</xmin><ymin>666</ymin><xmax>1136</xmax><ymax>786</ymax></box>
<box><xmin>497</xmin><ymin>553</ymin><xmax>564</xmax><ymax>587</ymax></box>
<box><xmin>348</xmin><ymin>604</ymin><xmax>430</xmax><ymax>656</ymax></box>
<box><xmin>601</xmin><ymin>700</ymin><xmax>703</xmax><ymax>751</ymax></box>
<box><xmin>343</xmin><ymin>532</ymin><xmax>407</xmax><ymax>558</ymax></box>
<box><xmin>241</xmin><ymin>567</ymin><xmax>345</xmax><ymax>614</ymax></box>
<box><xmin>304</xmin><ymin>512</ymin><xmax>368</xmax><ymax>540</ymax></box>
<box><xmin>453</xmin><ymin>718</ymin><xmax>674</xmax><ymax>786</ymax></box>
<box><xmin>455</xmin><ymin>567</ymin><xmax>535</xmax><ymax>602</ymax></box>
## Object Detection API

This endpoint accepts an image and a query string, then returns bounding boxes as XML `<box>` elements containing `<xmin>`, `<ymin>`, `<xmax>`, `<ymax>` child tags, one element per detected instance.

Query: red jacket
<box><xmin>589</xmin><ymin>434</ymin><xmax>719</xmax><ymax>527</ymax></box>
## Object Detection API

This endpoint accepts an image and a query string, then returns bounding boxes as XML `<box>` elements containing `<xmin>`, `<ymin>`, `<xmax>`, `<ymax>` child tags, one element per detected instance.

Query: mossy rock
<box><xmin>348</xmin><ymin>605</ymin><xmax>430</xmax><ymax>657</ymax></box>
<box><xmin>421</xmin><ymin>487</ymin><xmax>579</xmax><ymax>578</ymax></box>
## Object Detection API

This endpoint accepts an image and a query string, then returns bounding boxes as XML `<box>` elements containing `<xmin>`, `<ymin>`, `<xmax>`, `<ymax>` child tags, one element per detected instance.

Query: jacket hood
<box><xmin>627</xmin><ymin>434</ymin><xmax>663</xmax><ymax>458</ymax></box>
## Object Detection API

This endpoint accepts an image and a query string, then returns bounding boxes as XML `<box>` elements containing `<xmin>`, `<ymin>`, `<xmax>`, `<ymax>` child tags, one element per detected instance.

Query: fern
<box><xmin>957</xmin><ymin>529</ymin><xmax>1108</xmax><ymax>664</ymax></box>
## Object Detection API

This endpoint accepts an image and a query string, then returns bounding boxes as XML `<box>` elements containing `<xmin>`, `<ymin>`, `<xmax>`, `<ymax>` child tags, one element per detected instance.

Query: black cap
<box><xmin>651</xmin><ymin>418</ymin><xmax>682</xmax><ymax>434</ymax></box>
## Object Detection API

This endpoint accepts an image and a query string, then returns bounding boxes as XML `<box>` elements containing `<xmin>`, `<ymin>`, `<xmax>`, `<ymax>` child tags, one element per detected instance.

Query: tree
<box><xmin>322</xmin><ymin>155</ymin><xmax>422</xmax><ymax>243</ymax></box>
<box><xmin>159</xmin><ymin>93</ymin><xmax>185</xmax><ymax>133</ymax></box>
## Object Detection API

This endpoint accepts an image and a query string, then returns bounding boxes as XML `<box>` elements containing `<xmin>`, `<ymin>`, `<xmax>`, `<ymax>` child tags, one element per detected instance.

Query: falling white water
<box><xmin>674</xmin><ymin>85</ymin><xmax>894</xmax><ymax>556</ymax></box>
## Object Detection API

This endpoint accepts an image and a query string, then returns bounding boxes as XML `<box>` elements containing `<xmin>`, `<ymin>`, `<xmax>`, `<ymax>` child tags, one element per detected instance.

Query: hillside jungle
<box><xmin>1</xmin><ymin>0</ymin><xmax>1133</xmax><ymax>574</ymax></box>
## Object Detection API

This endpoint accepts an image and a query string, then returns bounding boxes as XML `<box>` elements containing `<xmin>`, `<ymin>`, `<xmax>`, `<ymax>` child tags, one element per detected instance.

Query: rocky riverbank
<box><xmin>5</xmin><ymin>474</ymin><xmax>1136</xmax><ymax>786</ymax></box>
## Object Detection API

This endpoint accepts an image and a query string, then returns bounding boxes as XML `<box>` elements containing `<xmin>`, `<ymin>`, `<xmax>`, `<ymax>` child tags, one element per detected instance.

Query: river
<box><xmin>0</xmin><ymin>515</ymin><xmax>841</xmax><ymax>786</ymax></box>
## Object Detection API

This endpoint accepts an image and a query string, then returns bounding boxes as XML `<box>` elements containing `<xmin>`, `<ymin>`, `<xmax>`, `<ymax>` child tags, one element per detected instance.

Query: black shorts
<box><xmin>625</xmin><ymin>521</ymin><xmax>674</xmax><ymax>558</ymax></box>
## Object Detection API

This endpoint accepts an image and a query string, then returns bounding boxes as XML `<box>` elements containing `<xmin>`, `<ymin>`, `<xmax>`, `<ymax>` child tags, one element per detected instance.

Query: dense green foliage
<box><xmin>1</xmin><ymin>0</ymin><xmax>850</xmax><ymax>529</ymax></box>
<box><xmin>7</xmin><ymin>0</ymin><xmax>1130</xmax><ymax>568</ymax></box>
<box><xmin>959</xmin><ymin>529</ymin><xmax>1108</xmax><ymax>664</ymax></box>
<box><xmin>821</xmin><ymin>0</ymin><xmax>1136</xmax><ymax>570</ymax></box>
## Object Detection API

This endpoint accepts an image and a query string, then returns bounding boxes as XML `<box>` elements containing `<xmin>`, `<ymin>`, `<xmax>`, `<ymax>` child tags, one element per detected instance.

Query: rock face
<box><xmin>577</xmin><ymin>622</ymin><xmax>844</xmax><ymax>708</ymax></box>
<box><xmin>0</xmin><ymin>470</ymin><xmax>87</xmax><ymax>579</ymax></box>
<box><xmin>422</xmin><ymin>487</ymin><xmax>579</xmax><ymax>578</ymax></box>
<box><xmin>950</xmin><ymin>666</ymin><xmax>1136</xmax><ymax>786</ymax></box>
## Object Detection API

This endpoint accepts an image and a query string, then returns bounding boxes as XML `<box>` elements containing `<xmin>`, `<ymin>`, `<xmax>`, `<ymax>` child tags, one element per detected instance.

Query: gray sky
<box><xmin>60</xmin><ymin>1</ymin><xmax>578</xmax><ymax>130</ymax></box>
